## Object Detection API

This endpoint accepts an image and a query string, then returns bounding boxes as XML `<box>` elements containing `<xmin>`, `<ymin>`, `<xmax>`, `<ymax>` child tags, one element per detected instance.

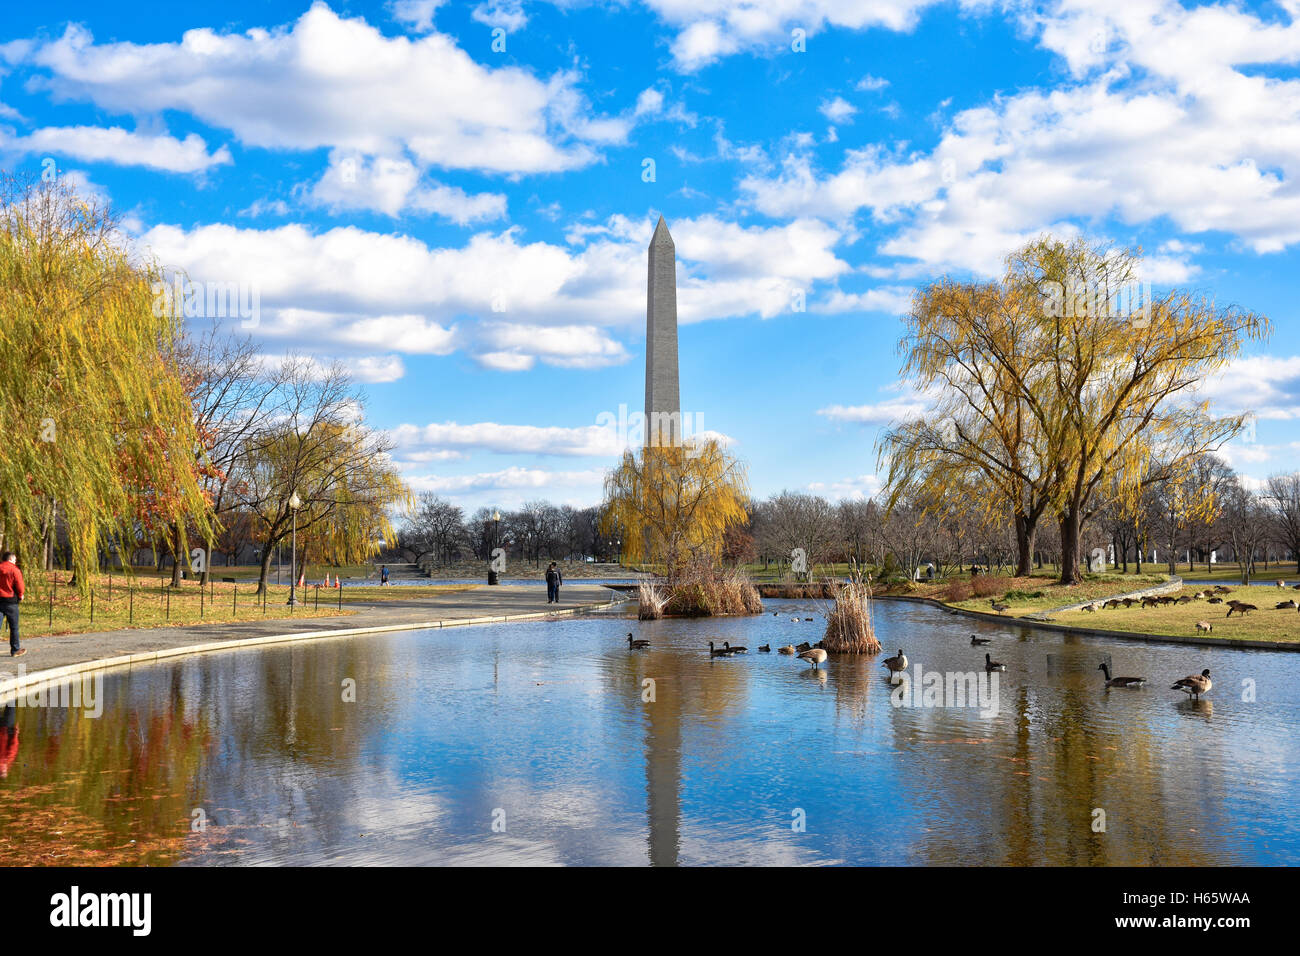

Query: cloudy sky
<box><xmin>3</xmin><ymin>0</ymin><xmax>1299</xmax><ymax>510</ymax></box>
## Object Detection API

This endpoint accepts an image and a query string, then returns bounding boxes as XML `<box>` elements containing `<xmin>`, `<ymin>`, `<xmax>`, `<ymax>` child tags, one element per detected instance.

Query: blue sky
<box><xmin>2</xmin><ymin>0</ymin><xmax>1299</xmax><ymax>511</ymax></box>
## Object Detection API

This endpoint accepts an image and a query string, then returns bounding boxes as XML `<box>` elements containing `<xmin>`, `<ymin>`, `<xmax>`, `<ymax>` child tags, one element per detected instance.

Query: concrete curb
<box><xmin>0</xmin><ymin>594</ymin><xmax>627</xmax><ymax>702</ymax></box>
<box><xmin>873</xmin><ymin>592</ymin><xmax>1300</xmax><ymax>652</ymax></box>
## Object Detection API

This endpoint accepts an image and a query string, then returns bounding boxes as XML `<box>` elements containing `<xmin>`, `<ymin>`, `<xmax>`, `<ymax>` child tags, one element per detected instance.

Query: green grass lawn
<box><xmin>16</xmin><ymin>571</ymin><xmax>478</xmax><ymax>639</ymax></box>
<box><xmin>1051</xmin><ymin>584</ymin><xmax>1300</xmax><ymax>644</ymax></box>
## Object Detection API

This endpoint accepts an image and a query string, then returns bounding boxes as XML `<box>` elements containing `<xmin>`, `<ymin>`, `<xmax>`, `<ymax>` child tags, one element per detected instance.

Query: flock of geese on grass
<box><xmin>628</xmin><ymin>629</ymin><xmax>1214</xmax><ymax>699</ymax></box>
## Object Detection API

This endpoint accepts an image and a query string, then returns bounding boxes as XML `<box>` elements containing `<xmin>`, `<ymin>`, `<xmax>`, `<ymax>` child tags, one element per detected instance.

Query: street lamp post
<box><xmin>287</xmin><ymin>492</ymin><xmax>302</xmax><ymax>605</ymax></box>
<box><xmin>489</xmin><ymin>509</ymin><xmax>501</xmax><ymax>585</ymax></box>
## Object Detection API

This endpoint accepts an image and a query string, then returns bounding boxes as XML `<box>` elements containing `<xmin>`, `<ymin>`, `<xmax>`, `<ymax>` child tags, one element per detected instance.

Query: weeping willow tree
<box><xmin>600</xmin><ymin>439</ymin><xmax>749</xmax><ymax>583</ymax></box>
<box><xmin>0</xmin><ymin>172</ymin><xmax>212</xmax><ymax>587</ymax></box>
<box><xmin>881</xmin><ymin>235</ymin><xmax>1270</xmax><ymax>585</ymax></box>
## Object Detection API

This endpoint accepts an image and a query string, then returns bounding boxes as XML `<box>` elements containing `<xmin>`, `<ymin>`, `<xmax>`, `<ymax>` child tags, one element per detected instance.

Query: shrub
<box><xmin>971</xmin><ymin>575</ymin><xmax>1013</xmax><ymax>598</ymax></box>
<box><xmin>944</xmin><ymin>579</ymin><xmax>973</xmax><ymax>602</ymax></box>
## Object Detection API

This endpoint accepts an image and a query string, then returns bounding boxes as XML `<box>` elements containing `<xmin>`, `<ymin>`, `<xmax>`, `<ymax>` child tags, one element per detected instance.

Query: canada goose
<box><xmin>1176</xmin><ymin>596</ymin><xmax>1193</xmax><ymax>604</ymax></box>
<box><xmin>804</xmin><ymin>617</ymin><xmax>814</xmax><ymax>622</ymax></box>
<box><xmin>777</xmin><ymin>644</ymin><xmax>796</xmax><ymax>655</ymax></box>
<box><xmin>1196</xmin><ymin>620</ymin><xmax>1213</xmax><ymax>633</ymax></box>
<box><xmin>795</xmin><ymin>641</ymin><xmax>812</xmax><ymax>653</ymax></box>
<box><xmin>1276</xmin><ymin>600</ymin><xmax>1298</xmax><ymax>610</ymax></box>
<box><xmin>1213</xmin><ymin>585</ymin><xmax>1232</xmax><ymax>594</ymax></box>
<box><xmin>1171</xmin><ymin>668</ymin><xmax>1212</xmax><ymax>700</ymax></box>
<box><xmin>1083</xmin><ymin>603</ymin><xmax>1099</xmax><ymax>612</ymax></box>
<box><xmin>1098</xmin><ymin>662</ymin><xmax>1146</xmax><ymax>688</ymax></box>
<box><xmin>1122</xmin><ymin>598</ymin><xmax>1136</xmax><ymax>608</ymax></box>
<box><xmin>790</xmin><ymin>617</ymin><xmax>800</xmax><ymax>622</ymax></box>
<box><xmin>989</xmin><ymin>600</ymin><xmax>1011</xmax><ymax>613</ymax></box>
<box><xmin>1226</xmin><ymin>602</ymin><xmax>1257</xmax><ymax>617</ymax></box>
<box><xmin>1278</xmin><ymin>580</ymin><xmax>1288</xmax><ymax>588</ymax></box>
<box><xmin>723</xmin><ymin>641</ymin><xmax>748</xmax><ymax>654</ymax></box>
<box><xmin>758</xmin><ymin>643</ymin><xmax>771</xmax><ymax>652</ymax></box>
<box><xmin>708</xmin><ymin>641</ymin><xmax>734</xmax><ymax>657</ymax></box>
<box><xmin>882</xmin><ymin>649</ymin><xmax>908</xmax><ymax>675</ymax></box>
<box><xmin>798</xmin><ymin>647</ymin><xmax>828</xmax><ymax>669</ymax></box>
<box><xmin>1207</xmin><ymin>597</ymin><xmax>1223</xmax><ymax>604</ymax></box>
<box><xmin>984</xmin><ymin>652</ymin><xmax>1006</xmax><ymax>673</ymax></box>
<box><xmin>970</xmin><ymin>635</ymin><xmax>992</xmax><ymax>646</ymax></box>
<box><xmin>1103</xmin><ymin>599</ymin><xmax>1120</xmax><ymax>609</ymax></box>
<box><xmin>627</xmin><ymin>634</ymin><xmax>651</xmax><ymax>649</ymax></box>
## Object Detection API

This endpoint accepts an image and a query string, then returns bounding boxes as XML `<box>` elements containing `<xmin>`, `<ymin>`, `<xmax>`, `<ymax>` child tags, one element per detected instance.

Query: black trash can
<box><xmin>488</xmin><ymin>570</ymin><xmax>500</xmax><ymax>585</ymax></box>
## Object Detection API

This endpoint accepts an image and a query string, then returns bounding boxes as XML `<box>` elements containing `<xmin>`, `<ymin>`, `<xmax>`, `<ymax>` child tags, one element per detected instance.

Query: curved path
<box><xmin>0</xmin><ymin>584</ymin><xmax>627</xmax><ymax>701</ymax></box>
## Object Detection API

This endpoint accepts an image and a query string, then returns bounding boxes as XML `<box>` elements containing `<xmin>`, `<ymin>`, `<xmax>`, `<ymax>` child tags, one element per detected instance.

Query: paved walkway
<box><xmin>0</xmin><ymin>584</ymin><xmax>625</xmax><ymax>697</ymax></box>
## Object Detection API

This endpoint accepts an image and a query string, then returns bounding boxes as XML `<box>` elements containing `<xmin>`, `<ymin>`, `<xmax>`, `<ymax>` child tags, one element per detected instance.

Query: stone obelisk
<box><xmin>645</xmin><ymin>216</ymin><xmax>680</xmax><ymax>448</ymax></box>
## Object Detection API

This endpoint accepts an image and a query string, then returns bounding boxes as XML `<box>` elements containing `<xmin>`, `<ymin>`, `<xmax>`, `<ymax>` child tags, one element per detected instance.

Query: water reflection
<box><xmin>1</xmin><ymin>599</ymin><xmax>1298</xmax><ymax>865</ymax></box>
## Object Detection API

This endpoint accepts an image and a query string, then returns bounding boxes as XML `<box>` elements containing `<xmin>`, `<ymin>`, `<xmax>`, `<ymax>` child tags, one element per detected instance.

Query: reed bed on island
<box><xmin>821</xmin><ymin>575</ymin><xmax>881</xmax><ymax>654</ymax></box>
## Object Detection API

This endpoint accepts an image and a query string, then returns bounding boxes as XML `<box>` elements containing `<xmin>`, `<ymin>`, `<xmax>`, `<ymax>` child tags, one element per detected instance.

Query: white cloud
<box><xmin>389</xmin><ymin>420</ymin><xmax>621</xmax><ymax>457</ymax></box>
<box><xmin>390</xmin><ymin>0</ymin><xmax>445</xmax><ymax>32</ymax></box>
<box><xmin>406</xmin><ymin>465</ymin><xmax>606</xmax><ymax>496</ymax></box>
<box><xmin>306</xmin><ymin>152</ymin><xmax>507</xmax><ymax>222</ymax></box>
<box><xmin>11</xmin><ymin>4</ymin><xmax>626</xmax><ymax>175</ymax></box>
<box><xmin>1193</xmin><ymin>354</ymin><xmax>1300</xmax><ymax>421</ymax></box>
<box><xmin>647</xmin><ymin>0</ymin><xmax>945</xmax><ymax>72</ymax></box>
<box><xmin>819</xmin><ymin>96</ymin><xmax>857</xmax><ymax>124</ymax></box>
<box><xmin>855</xmin><ymin>74</ymin><xmax>890</xmax><ymax>92</ymax></box>
<box><xmin>817</xmin><ymin>397</ymin><xmax>927</xmax><ymax>425</ymax></box>
<box><xmin>0</xmin><ymin>125</ymin><xmax>230</xmax><ymax>173</ymax></box>
<box><xmin>139</xmin><ymin>213</ymin><xmax>853</xmax><ymax>372</ymax></box>
<box><xmin>807</xmin><ymin>473</ymin><xmax>883</xmax><ymax>500</ymax></box>
<box><xmin>739</xmin><ymin>2</ymin><xmax>1300</xmax><ymax>275</ymax></box>
<box><xmin>472</xmin><ymin>1</ymin><xmax>528</xmax><ymax>32</ymax></box>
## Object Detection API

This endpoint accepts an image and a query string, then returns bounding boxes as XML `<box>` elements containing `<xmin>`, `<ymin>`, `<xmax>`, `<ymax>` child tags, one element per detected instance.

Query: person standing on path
<box><xmin>545</xmin><ymin>562</ymin><xmax>563</xmax><ymax>604</ymax></box>
<box><xmin>0</xmin><ymin>551</ymin><xmax>26</xmax><ymax>657</ymax></box>
<box><xmin>381</xmin><ymin>565</ymin><xmax>389</xmax><ymax>586</ymax></box>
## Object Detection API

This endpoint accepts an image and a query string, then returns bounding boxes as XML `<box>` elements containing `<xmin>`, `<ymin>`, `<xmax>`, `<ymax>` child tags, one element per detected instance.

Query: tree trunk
<box><xmin>1014</xmin><ymin>513</ymin><xmax>1037</xmax><ymax>578</ymax></box>
<box><xmin>256</xmin><ymin>541</ymin><xmax>276</xmax><ymax>595</ymax></box>
<box><xmin>1058</xmin><ymin>510</ymin><xmax>1083</xmax><ymax>585</ymax></box>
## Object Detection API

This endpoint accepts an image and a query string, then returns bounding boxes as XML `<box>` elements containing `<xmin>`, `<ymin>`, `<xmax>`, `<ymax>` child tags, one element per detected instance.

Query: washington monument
<box><xmin>645</xmin><ymin>215</ymin><xmax>680</xmax><ymax>447</ymax></box>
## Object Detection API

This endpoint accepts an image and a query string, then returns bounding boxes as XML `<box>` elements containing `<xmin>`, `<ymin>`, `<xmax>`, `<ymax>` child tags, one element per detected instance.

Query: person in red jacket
<box><xmin>0</xmin><ymin>551</ymin><xmax>26</xmax><ymax>657</ymax></box>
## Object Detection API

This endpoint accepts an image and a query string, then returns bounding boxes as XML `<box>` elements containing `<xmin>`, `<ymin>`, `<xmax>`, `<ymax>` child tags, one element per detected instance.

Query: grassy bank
<box><xmin>1050</xmin><ymin>584</ymin><xmax>1300</xmax><ymax>644</ymax></box>
<box><xmin>13</xmin><ymin>571</ymin><xmax>477</xmax><ymax>639</ymax></box>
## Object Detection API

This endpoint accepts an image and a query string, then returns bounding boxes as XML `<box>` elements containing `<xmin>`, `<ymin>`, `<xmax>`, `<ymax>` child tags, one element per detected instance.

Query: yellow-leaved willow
<box><xmin>0</xmin><ymin>173</ymin><xmax>212</xmax><ymax>588</ymax></box>
<box><xmin>880</xmin><ymin>235</ymin><xmax>1269</xmax><ymax>585</ymax></box>
<box><xmin>601</xmin><ymin>439</ymin><xmax>749</xmax><ymax>583</ymax></box>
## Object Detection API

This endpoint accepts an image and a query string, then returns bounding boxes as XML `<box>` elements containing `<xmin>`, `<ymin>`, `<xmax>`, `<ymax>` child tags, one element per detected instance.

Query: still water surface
<box><xmin>1</xmin><ymin>599</ymin><xmax>1296</xmax><ymax>865</ymax></box>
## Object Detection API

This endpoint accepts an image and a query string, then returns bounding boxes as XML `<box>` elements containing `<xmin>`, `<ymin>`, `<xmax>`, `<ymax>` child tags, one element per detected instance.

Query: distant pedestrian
<box><xmin>545</xmin><ymin>562</ymin><xmax>563</xmax><ymax>604</ymax></box>
<box><xmin>381</xmin><ymin>565</ymin><xmax>389</xmax><ymax>586</ymax></box>
<box><xmin>0</xmin><ymin>551</ymin><xmax>25</xmax><ymax>658</ymax></box>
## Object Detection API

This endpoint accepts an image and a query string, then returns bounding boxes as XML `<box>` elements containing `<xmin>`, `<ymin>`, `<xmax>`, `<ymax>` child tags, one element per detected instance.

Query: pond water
<box><xmin>1</xmin><ymin>599</ymin><xmax>1297</xmax><ymax>866</ymax></box>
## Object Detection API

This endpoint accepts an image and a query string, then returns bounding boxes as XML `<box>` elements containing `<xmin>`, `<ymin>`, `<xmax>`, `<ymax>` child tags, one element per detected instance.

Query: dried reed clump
<box><xmin>637</xmin><ymin>579</ymin><xmax>666</xmax><ymax>620</ymax></box>
<box><xmin>821</xmin><ymin>577</ymin><xmax>881</xmax><ymax>654</ymax></box>
<box><xmin>971</xmin><ymin>575</ymin><xmax>1013</xmax><ymax>598</ymax></box>
<box><xmin>661</xmin><ymin>561</ymin><xmax>763</xmax><ymax>617</ymax></box>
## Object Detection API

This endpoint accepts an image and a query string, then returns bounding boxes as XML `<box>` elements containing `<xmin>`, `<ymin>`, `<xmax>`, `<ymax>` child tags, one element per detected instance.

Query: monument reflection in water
<box><xmin>2</xmin><ymin>599</ymin><xmax>1298</xmax><ymax>866</ymax></box>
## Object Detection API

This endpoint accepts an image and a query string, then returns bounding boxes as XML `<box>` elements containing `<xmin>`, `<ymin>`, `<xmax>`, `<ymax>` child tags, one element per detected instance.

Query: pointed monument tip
<box><xmin>651</xmin><ymin>215</ymin><xmax>673</xmax><ymax>245</ymax></box>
